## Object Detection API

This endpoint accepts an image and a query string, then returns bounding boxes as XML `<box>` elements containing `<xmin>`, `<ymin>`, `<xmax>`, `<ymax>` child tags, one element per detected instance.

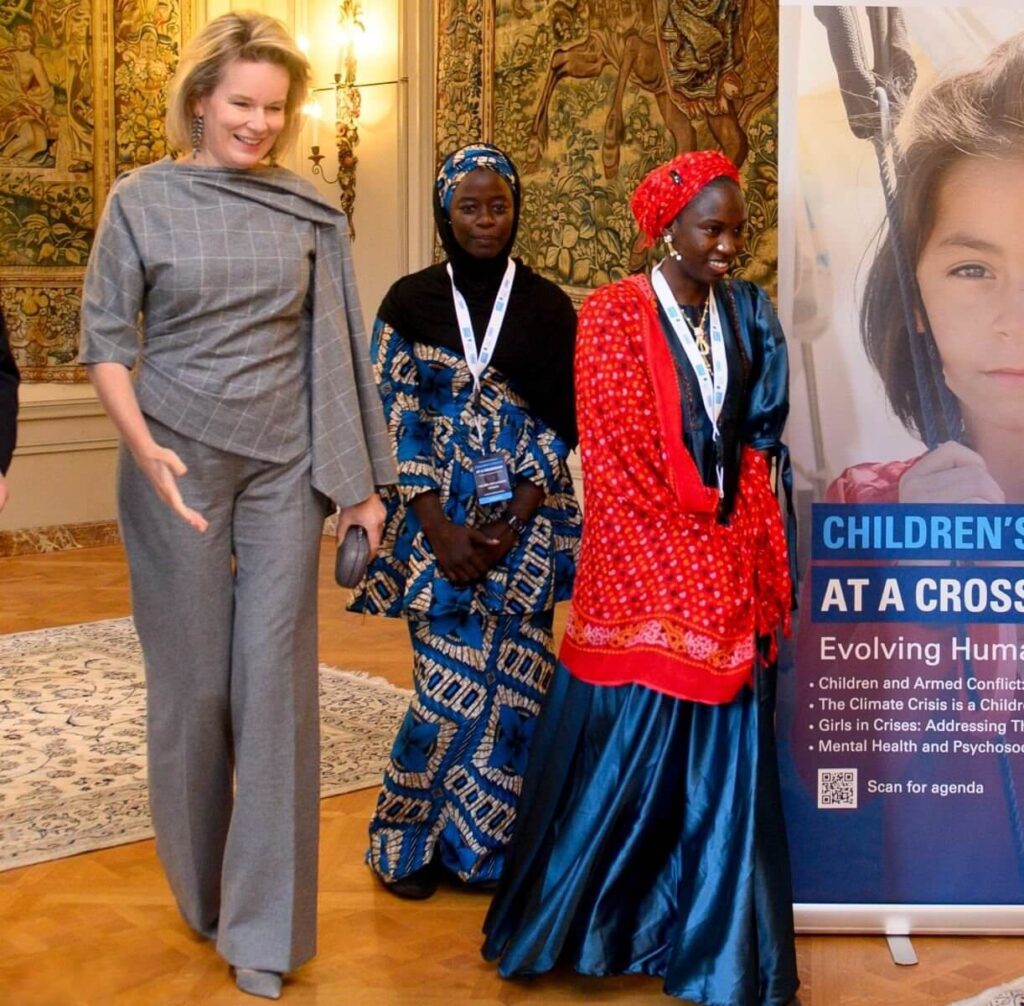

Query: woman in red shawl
<box><xmin>482</xmin><ymin>151</ymin><xmax>798</xmax><ymax>1006</ymax></box>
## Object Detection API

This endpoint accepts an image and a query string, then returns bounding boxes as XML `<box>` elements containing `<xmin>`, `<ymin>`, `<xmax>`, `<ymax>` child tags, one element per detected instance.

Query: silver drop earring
<box><xmin>191</xmin><ymin>114</ymin><xmax>204</xmax><ymax>159</ymax></box>
<box><xmin>663</xmin><ymin>231</ymin><xmax>683</xmax><ymax>262</ymax></box>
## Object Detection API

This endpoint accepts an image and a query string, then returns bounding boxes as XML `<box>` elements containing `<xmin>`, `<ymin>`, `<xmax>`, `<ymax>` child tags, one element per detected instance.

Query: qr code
<box><xmin>818</xmin><ymin>768</ymin><xmax>857</xmax><ymax>809</ymax></box>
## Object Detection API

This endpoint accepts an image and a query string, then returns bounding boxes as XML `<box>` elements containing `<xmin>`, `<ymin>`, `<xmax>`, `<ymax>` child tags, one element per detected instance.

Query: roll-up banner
<box><xmin>777</xmin><ymin>0</ymin><xmax>1024</xmax><ymax>933</ymax></box>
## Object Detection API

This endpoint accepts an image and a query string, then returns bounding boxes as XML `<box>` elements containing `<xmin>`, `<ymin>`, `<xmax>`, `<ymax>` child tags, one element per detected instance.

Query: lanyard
<box><xmin>651</xmin><ymin>262</ymin><xmax>728</xmax><ymax>495</ymax></box>
<box><xmin>447</xmin><ymin>258</ymin><xmax>515</xmax><ymax>446</ymax></box>
<box><xmin>447</xmin><ymin>258</ymin><xmax>516</xmax><ymax>396</ymax></box>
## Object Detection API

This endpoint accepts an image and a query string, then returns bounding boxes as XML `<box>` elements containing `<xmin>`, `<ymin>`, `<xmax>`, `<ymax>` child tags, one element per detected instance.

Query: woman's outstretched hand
<box><xmin>86</xmin><ymin>362</ymin><xmax>209</xmax><ymax>532</ymax></box>
<box><xmin>134</xmin><ymin>443</ymin><xmax>209</xmax><ymax>533</ymax></box>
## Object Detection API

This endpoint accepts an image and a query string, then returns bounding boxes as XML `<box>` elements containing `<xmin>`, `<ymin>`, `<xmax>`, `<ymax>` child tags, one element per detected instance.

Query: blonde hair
<box><xmin>165</xmin><ymin>10</ymin><xmax>310</xmax><ymax>159</ymax></box>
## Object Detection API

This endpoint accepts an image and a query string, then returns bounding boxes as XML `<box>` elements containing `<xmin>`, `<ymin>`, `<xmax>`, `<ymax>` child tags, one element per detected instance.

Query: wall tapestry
<box><xmin>435</xmin><ymin>0</ymin><xmax>778</xmax><ymax>299</ymax></box>
<box><xmin>0</xmin><ymin>0</ymin><xmax>189</xmax><ymax>382</ymax></box>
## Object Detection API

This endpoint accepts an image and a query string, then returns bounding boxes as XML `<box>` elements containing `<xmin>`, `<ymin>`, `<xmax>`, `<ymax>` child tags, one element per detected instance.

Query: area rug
<box><xmin>950</xmin><ymin>978</ymin><xmax>1024</xmax><ymax>1006</ymax></box>
<box><xmin>0</xmin><ymin>618</ymin><xmax>410</xmax><ymax>871</ymax></box>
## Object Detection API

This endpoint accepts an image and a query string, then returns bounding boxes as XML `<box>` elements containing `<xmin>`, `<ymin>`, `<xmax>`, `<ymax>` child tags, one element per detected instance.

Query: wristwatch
<box><xmin>501</xmin><ymin>510</ymin><xmax>528</xmax><ymax>538</ymax></box>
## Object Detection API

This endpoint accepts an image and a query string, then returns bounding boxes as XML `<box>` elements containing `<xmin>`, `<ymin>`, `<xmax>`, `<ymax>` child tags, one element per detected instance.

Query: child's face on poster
<box><xmin>915</xmin><ymin>155</ymin><xmax>1024</xmax><ymax>436</ymax></box>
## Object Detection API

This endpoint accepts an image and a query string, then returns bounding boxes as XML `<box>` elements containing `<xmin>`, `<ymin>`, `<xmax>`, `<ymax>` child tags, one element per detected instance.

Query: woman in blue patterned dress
<box><xmin>351</xmin><ymin>144</ymin><xmax>582</xmax><ymax>899</ymax></box>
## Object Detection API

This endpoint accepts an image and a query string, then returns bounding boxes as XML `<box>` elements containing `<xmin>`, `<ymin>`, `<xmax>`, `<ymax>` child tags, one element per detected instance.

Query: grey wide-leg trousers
<box><xmin>118</xmin><ymin>418</ymin><xmax>329</xmax><ymax>972</ymax></box>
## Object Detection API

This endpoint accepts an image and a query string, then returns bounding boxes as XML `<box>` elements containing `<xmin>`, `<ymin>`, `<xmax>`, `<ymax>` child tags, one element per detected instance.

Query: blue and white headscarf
<box><xmin>436</xmin><ymin>143</ymin><xmax>518</xmax><ymax>217</ymax></box>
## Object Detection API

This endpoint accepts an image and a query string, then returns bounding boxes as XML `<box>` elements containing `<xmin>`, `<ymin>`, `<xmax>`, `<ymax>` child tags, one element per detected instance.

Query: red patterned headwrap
<box><xmin>630</xmin><ymin>150</ymin><xmax>741</xmax><ymax>245</ymax></box>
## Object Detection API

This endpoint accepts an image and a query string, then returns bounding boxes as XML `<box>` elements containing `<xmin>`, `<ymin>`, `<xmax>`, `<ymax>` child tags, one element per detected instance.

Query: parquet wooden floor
<box><xmin>0</xmin><ymin>543</ymin><xmax>1020</xmax><ymax>1005</ymax></box>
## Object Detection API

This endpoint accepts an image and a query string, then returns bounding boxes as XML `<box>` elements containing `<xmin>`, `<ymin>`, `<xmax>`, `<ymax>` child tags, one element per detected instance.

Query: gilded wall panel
<box><xmin>0</xmin><ymin>0</ymin><xmax>189</xmax><ymax>382</ymax></box>
<box><xmin>113</xmin><ymin>0</ymin><xmax>180</xmax><ymax>172</ymax></box>
<box><xmin>435</xmin><ymin>0</ymin><xmax>487</xmax><ymax>160</ymax></box>
<box><xmin>436</xmin><ymin>0</ymin><xmax>778</xmax><ymax>297</ymax></box>
<box><xmin>0</xmin><ymin>277</ymin><xmax>83</xmax><ymax>372</ymax></box>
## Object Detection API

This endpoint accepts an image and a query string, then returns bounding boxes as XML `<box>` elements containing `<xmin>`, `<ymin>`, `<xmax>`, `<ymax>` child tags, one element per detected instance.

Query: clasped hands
<box><xmin>425</xmin><ymin>517</ymin><xmax>517</xmax><ymax>586</ymax></box>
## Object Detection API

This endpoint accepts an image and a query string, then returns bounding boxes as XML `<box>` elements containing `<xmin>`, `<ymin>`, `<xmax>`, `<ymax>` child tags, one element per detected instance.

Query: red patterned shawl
<box><xmin>560</xmin><ymin>274</ymin><xmax>792</xmax><ymax>704</ymax></box>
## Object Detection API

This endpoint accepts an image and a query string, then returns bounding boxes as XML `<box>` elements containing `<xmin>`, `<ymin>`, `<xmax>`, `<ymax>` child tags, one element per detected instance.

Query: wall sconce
<box><xmin>307</xmin><ymin>1</ymin><xmax>363</xmax><ymax>234</ymax></box>
<box><xmin>308</xmin><ymin>75</ymin><xmax>361</xmax><ymax>233</ymax></box>
<box><xmin>305</xmin><ymin>2</ymin><xmax>404</xmax><ymax>239</ymax></box>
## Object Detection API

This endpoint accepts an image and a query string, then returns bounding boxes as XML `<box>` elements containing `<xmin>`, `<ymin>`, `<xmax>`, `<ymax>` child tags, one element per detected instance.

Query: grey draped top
<box><xmin>80</xmin><ymin>157</ymin><xmax>395</xmax><ymax>507</ymax></box>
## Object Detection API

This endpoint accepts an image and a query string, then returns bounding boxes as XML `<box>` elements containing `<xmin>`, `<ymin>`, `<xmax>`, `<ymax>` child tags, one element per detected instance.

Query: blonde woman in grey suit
<box><xmin>79</xmin><ymin>12</ymin><xmax>395</xmax><ymax>1000</ymax></box>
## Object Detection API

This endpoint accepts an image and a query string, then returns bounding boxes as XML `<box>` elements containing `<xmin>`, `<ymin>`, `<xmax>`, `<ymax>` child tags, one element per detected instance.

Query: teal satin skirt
<box><xmin>482</xmin><ymin>660</ymin><xmax>799</xmax><ymax>1006</ymax></box>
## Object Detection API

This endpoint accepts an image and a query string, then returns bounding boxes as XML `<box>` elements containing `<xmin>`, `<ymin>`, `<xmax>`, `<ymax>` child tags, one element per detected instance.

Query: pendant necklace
<box><xmin>651</xmin><ymin>262</ymin><xmax>728</xmax><ymax>496</ymax></box>
<box><xmin>685</xmin><ymin>299</ymin><xmax>712</xmax><ymax>360</ymax></box>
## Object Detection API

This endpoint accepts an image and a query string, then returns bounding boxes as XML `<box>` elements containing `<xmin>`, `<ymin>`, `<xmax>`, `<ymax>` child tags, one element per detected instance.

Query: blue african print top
<box><xmin>350</xmin><ymin>320</ymin><xmax>582</xmax><ymax>621</ymax></box>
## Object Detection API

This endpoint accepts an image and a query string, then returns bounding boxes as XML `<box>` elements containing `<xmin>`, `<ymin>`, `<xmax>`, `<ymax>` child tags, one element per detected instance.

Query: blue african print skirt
<box><xmin>482</xmin><ymin>661</ymin><xmax>799</xmax><ymax>1006</ymax></box>
<box><xmin>368</xmin><ymin>609</ymin><xmax>556</xmax><ymax>884</ymax></box>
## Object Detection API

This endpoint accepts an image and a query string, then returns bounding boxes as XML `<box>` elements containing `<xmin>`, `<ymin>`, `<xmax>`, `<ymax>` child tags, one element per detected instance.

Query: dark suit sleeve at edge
<box><xmin>0</xmin><ymin>308</ymin><xmax>21</xmax><ymax>473</ymax></box>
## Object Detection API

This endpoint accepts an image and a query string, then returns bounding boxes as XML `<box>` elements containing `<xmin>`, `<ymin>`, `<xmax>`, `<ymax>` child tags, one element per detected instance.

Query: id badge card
<box><xmin>472</xmin><ymin>453</ymin><xmax>513</xmax><ymax>505</ymax></box>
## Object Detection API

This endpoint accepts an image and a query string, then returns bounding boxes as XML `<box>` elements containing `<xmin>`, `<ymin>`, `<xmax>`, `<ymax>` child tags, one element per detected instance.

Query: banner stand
<box><xmin>779</xmin><ymin>1</ymin><xmax>1024</xmax><ymax>949</ymax></box>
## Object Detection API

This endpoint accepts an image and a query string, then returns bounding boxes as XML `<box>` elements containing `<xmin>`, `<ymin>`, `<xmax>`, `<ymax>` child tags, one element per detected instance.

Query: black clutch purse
<box><xmin>335</xmin><ymin>524</ymin><xmax>370</xmax><ymax>588</ymax></box>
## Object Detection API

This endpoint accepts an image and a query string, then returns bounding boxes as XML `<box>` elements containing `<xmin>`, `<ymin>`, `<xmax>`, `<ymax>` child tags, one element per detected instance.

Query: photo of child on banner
<box><xmin>779</xmin><ymin>4</ymin><xmax>1024</xmax><ymax>908</ymax></box>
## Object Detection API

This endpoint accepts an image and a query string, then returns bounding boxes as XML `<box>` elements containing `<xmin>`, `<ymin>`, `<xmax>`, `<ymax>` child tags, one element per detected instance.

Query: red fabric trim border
<box><xmin>560</xmin><ymin>633</ymin><xmax>753</xmax><ymax>704</ymax></box>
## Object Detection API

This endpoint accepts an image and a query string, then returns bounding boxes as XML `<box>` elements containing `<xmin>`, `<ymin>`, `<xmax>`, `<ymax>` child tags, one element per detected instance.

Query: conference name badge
<box><xmin>472</xmin><ymin>454</ymin><xmax>513</xmax><ymax>506</ymax></box>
